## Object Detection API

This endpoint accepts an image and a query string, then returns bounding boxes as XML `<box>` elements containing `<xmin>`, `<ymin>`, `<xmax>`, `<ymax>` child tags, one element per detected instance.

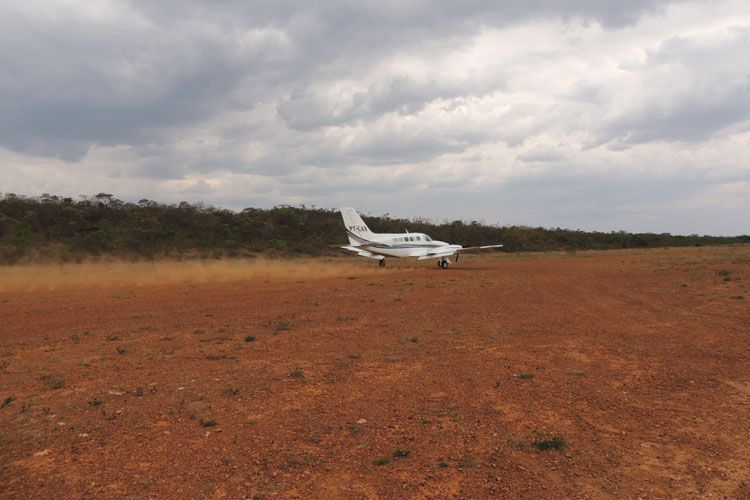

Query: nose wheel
<box><xmin>379</xmin><ymin>258</ymin><xmax>386</xmax><ymax>267</ymax></box>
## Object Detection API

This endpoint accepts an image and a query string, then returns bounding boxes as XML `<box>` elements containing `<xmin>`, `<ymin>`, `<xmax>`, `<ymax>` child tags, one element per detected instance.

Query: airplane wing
<box><xmin>416</xmin><ymin>244</ymin><xmax>503</xmax><ymax>261</ymax></box>
<box><xmin>455</xmin><ymin>244</ymin><xmax>503</xmax><ymax>253</ymax></box>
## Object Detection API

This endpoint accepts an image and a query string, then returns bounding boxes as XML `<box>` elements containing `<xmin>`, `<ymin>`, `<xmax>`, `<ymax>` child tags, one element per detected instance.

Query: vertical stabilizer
<box><xmin>340</xmin><ymin>207</ymin><xmax>376</xmax><ymax>246</ymax></box>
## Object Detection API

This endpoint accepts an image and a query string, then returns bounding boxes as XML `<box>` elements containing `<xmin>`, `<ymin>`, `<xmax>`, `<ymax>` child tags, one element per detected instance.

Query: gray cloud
<box><xmin>0</xmin><ymin>0</ymin><xmax>685</xmax><ymax>157</ymax></box>
<box><xmin>1</xmin><ymin>0</ymin><xmax>749</xmax><ymax>235</ymax></box>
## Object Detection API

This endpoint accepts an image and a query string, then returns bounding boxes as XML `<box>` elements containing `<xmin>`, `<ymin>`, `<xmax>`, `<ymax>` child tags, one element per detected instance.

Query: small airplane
<box><xmin>339</xmin><ymin>207</ymin><xmax>503</xmax><ymax>269</ymax></box>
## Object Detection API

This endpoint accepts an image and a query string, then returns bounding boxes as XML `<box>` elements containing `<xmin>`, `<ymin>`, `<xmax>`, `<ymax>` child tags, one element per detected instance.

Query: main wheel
<box><xmin>440</xmin><ymin>260</ymin><xmax>449</xmax><ymax>269</ymax></box>
<box><xmin>437</xmin><ymin>260</ymin><xmax>442</xmax><ymax>268</ymax></box>
<box><xmin>379</xmin><ymin>259</ymin><xmax>386</xmax><ymax>267</ymax></box>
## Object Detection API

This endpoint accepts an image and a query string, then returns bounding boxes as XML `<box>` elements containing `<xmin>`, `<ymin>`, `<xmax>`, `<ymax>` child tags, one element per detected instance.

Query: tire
<box><xmin>379</xmin><ymin>259</ymin><xmax>386</xmax><ymax>267</ymax></box>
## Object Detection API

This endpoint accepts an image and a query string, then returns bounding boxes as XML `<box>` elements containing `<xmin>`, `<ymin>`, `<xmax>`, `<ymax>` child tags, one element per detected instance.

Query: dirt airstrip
<box><xmin>1</xmin><ymin>247</ymin><xmax>749</xmax><ymax>499</ymax></box>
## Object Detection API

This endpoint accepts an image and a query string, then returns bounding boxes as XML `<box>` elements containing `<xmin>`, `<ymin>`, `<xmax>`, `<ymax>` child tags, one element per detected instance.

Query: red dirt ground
<box><xmin>1</xmin><ymin>247</ymin><xmax>749</xmax><ymax>499</ymax></box>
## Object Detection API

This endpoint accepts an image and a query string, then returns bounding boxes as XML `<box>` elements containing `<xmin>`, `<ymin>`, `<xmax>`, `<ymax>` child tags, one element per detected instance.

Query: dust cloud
<box><xmin>0</xmin><ymin>258</ymin><xmax>378</xmax><ymax>291</ymax></box>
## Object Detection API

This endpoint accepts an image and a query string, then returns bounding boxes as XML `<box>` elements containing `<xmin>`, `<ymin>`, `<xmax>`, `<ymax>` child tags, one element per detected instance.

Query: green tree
<box><xmin>11</xmin><ymin>221</ymin><xmax>33</xmax><ymax>252</ymax></box>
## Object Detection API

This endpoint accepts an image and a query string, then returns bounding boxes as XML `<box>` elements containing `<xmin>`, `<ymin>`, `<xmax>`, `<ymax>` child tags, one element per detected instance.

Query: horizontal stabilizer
<box><xmin>340</xmin><ymin>245</ymin><xmax>383</xmax><ymax>260</ymax></box>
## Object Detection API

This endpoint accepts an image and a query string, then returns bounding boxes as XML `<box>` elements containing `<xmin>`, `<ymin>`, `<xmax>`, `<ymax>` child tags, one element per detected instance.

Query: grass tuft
<box><xmin>42</xmin><ymin>375</ymin><xmax>66</xmax><ymax>389</ymax></box>
<box><xmin>458</xmin><ymin>454</ymin><xmax>479</xmax><ymax>468</ymax></box>
<box><xmin>533</xmin><ymin>436</ymin><xmax>566</xmax><ymax>451</ymax></box>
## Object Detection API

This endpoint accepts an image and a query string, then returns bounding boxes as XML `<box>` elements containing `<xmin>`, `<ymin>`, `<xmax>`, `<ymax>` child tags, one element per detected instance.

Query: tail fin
<box><xmin>340</xmin><ymin>207</ymin><xmax>375</xmax><ymax>246</ymax></box>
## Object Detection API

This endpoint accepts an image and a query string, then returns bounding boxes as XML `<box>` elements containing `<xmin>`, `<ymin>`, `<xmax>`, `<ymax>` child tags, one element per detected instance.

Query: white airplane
<box><xmin>339</xmin><ymin>207</ymin><xmax>503</xmax><ymax>269</ymax></box>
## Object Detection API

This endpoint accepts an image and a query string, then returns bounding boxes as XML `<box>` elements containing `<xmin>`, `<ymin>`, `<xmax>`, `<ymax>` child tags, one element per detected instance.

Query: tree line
<box><xmin>1</xmin><ymin>193</ymin><xmax>747</xmax><ymax>263</ymax></box>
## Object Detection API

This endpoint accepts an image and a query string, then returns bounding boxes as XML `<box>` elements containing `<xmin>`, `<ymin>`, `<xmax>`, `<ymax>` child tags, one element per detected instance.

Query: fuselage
<box><xmin>345</xmin><ymin>229</ymin><xmax>460</xmax><ymax>258</ymax></box>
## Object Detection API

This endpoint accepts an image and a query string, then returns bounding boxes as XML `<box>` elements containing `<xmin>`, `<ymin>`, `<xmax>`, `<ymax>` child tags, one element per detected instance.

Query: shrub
<box><xmin>533</xmin><ymin>436</ymin><xmax>566</xmax><ymax>451</ymax></box>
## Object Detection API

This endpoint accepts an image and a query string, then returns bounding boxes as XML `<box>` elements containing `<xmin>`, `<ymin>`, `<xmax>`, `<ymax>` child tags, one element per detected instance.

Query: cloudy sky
<box><xmin>2</xmin><ymin>1</ymin><xmax>749</xmax><ymax>235</ymax></box>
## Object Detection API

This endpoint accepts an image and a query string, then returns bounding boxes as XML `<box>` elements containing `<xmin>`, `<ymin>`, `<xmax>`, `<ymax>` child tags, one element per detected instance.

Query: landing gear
<box><xmin>379</xmin><ymin>258</ymin><xmax>386</xmax><ymax>268</ymax></box>
<box><xmin>439</xmin><ymin>259</ymin><xmax>449</xmax><ymax>269</ymax></box>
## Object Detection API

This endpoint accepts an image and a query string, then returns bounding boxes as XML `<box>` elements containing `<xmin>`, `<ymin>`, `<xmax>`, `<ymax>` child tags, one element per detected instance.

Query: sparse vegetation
<box><xmin>244</xmin><ymin>335</ymin><xmax>256</xmax><ymax>342</ymax></box>
<box><xmin>273</xmin><ymin>319</ymin><xmax>292</xmax><ymax>334</ymax></box>
<box><xmin>393</xmin><ymin>448</ymin><xmax>411</xmax><ymax>458</ymax></box>
<box><xmin>290</xmin><ymin>366</ymin><xmax>305</xmax><ymax>379</ymax></box>
<box><xmin>283</xmin><ymin>451</ymin><xmax>312</xmax><ymax>469</ymax></box>
<box><xmin>205</xmin><ymin>354</ymin><xmax>227</xmax><ymax>360</ymax></box>
<box><xmin>458</xmin><ymin>454</ymin><xmax>479</xmax><ymax>468</ymax></box>
<box><xmin>199</xmin><ymin>419</ymin><xmax>218</xmax><ymax>427</ymax></box>
<box><xmin>2</xmin><ymin>396</ymin><xmax>15</xmax><ymax>408</ymax></box>
<box><xmin>347</xmin><ymin>423</ymin><xmax>364</xmax><ymax>435</ymax></box>
<box><xmin>42</xmin><ymin>375</ymin><xmax>66</xmax><ymax>389</ymax></box>
<box><xmin>518</xmin><ymin>373</ymin><xmax>534</xmax><ymax>379</ymax></box>
<box><xmin>533</xmin><ymin>436</ymin><xmax>566</xmax><ymax>451</ymax></box>
<box><xmin>373</xmin><ymin>456</ymin><xmax>390</xmax><ymax>466</ymax></box>
<box><xmin>508</xmin><ymin>435</ymin><xmax>529</xmax><ymax>450</ymax></box>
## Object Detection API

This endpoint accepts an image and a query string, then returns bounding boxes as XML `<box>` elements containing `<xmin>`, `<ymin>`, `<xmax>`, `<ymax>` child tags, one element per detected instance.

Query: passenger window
<box><xmin>416</xmin><ymin>236</ymin><xmax>421</xmax><ymax>241</ymax></box>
